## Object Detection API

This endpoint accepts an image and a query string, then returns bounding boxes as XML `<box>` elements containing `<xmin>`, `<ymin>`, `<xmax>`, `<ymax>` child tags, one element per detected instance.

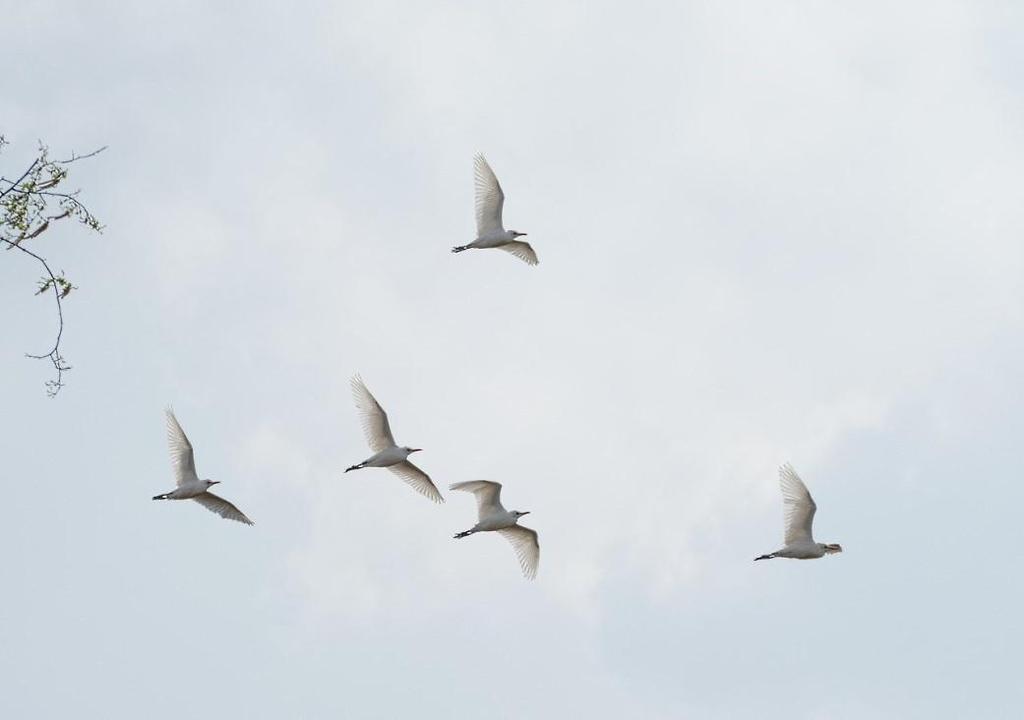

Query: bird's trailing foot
<box><xmin>451</xmin><ymin>245</ymin><xmax>468</xmax><ymax>253</ymax></box>
<box><xmin>453</xmin><ymin>529</ymin><xmax>474</xmax><ymax>539</ymax></box>
<box><xmin>344</xmin><ymin>463</ymin><xmax>364</xmax><ymax>473</ymax></box>
<box><xmin>754</xmin><ymin>553</ymin><xmax>775</xmax><ymax>561</ymax></box>
<box><xmin>152</xmin><ymin>493</ymin><xmax>170</xmax><ymax>501</ymax></box>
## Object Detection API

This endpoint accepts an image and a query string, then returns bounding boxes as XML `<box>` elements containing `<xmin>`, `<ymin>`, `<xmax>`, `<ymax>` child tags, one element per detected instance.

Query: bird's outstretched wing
<box><xmin>498</xmin><ymin>526</ymin><xmax>539</xmax><ymax>580</ymax></box>
<box><xmin>780</xmin><ymin>463</ymin><xmax>816</xmax><ymax>545</ymax></box>
<box><xmin>474</xmin><ymin>154</ymin><xmax>505</xmax><ymax>236</ymax></box>
<box><xmin>450</xmin><ymin>480</ymin><xmax>505</xmax><ymax>519</ymax></box>
<box><xmin>351</xmin><ymin>375</ymin><xmax>396</xmax><ymax>452</ymax></box>
<box><xmin>390</xmin><ymin>461</ymin><xmax>444</xmax><ymax>503</ymax></box>
<box><xmin>192</xmin><ymin>492</ymin><xmax>254</xmax><ymax>525</ymax></box>
<box><xmin>500</xmin><ymin>241</ymin><xmax>538</xmax><ymax>266</ymax></box>
<box><xmin>166</xmin><ymin>408</ymin><xmax>199</xmax><ymax>487</ymax></box>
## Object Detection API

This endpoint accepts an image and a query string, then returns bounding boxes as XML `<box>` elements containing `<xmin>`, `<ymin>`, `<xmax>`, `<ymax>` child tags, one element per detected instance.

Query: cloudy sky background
<box><xmin>3</xmin><ymin>1</ymin><xmax>1023</xmax><ymax>717</ymax></box>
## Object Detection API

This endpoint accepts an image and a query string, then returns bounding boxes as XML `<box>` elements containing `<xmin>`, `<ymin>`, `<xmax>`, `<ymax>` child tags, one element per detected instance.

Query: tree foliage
<box><xmin>1</xmin><ymin>136</ymin><xmax>105</xmax><ymax>396</ymax></box>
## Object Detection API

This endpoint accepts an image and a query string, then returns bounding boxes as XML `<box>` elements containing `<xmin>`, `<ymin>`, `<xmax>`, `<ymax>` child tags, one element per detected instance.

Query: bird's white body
<box><xmin>451</xmin><ymin>480</ymin><xmax>539</xmax><ymax>579</ymax></box>
<box><xmin>466</xmin><ymin>229</ymin><xmax>524</xmax><ymax>250</ymax></box>
<box><xmin>153</xmin><ymin>408</ymin><xmax>254</xmax><ymax>525</ymax></box>
<box><xmin>158</xmin><ymin>480</ymin><xmax>212</xmax><ymax>500</ymax></box>
<box><xmin>355</xmin><ymin>445</ymin><xmax>417</xmax><ymax>468</ymax></box>
<box><xmin>466</xmin><ymin>508</ymin><xmax>523</xmax><ymax>533</ymax></box>
<box><xmin>345</xmin><ymin>376</ymin><xmax>444</xmax><ymax>503</ymax></box>
<box><xmin>767</xmin><ymin>541</ymin><xmax>832</xmax><ymax>560</ymax></box>
<box><xmin>451</xmin><ymin>154</ymin><xmax>537</xmax><ymax>265</ymax></box>
<box><xmin>755</xmin><ymin>464</ymin><xmax>841</xmax><ymax>561</ymax></box>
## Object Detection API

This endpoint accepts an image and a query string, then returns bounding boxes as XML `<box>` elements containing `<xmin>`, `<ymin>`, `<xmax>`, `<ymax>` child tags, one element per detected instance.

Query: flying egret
<box><xmin>344</xmin><ymin>375</ymin><xmax>444</xmax><ymax>503</ymax></box>
<box><xmin>451</xmin><ymin>480</ymin><xmax>539</xmax><ymax>579</ymax></box>
<box><xmin>755</xmin><ymin>463</ymin><xmax>841</xmax><ymax>561</ymax></box>
<box><xmin>451</xmin><ymin>154</ymin><xmax>537</xmax><ymax>265</ymax></box>
<box><xmin>152</xmin><ymin>408</ymin><xmax>254</xmax><ymax>525</ymax></box>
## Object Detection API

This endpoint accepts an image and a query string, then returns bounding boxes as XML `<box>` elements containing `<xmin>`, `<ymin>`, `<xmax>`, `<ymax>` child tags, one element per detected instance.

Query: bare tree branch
<box><xmin>55</xmin><ymin>145</ymin><xmax>108</xmax><ymax>164</ymax></box>
<box><xmin>1</xmin><ymin>235</ymin><xmax>71</xmax><ymax>395</ymax></box>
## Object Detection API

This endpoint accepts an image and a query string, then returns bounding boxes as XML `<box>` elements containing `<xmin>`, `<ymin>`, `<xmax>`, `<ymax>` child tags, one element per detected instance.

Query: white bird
<box><xmin>344</xmin><ymin>375</ymin><xmax>444</xmax><ymax>503</ymax></box>
<box><xmin>451</xmin><ymin>480</ymin><xmax>539</xmax><ymax>579</ymax></box>
<box><xmin>451</xmin><ymin>154</ymin><xmax>537</xmax><ymax>265</ymax></box>
<box><xmin>755</xmin><ymin>463</ymin><xmax>841</xmax><ymax>561</ymax></box>
<box><xmin>152</xmin><ymin>408</ymin><xmax>254</xmax><ymax>525</ymax></box>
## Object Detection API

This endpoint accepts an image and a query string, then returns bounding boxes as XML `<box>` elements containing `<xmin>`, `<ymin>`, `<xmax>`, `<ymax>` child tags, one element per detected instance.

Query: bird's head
<box><xmin>511</xmin><ymin>230</ymin><xmax>527</xmax><ymax>238</ymax></box>
<box><xmin>205</xmin><ymin>480</ymin><xmax>221</xmax><ymax>489</ymax></box>
<box><xmin>821</xmin><ymin>543</ymin><xmax>843</xmax><ymax>555</ymax></box>
<box><xmin>404</xmin><ymin>447</ymin><xmax>423</xmax><ymax>454</ymax></box>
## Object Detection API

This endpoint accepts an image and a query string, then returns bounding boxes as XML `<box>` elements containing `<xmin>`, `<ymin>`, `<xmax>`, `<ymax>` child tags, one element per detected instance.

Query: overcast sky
<box><xmin>3</xmin><ymin>1</ymin><xmax>1023</xmax><ymax>718</ymax></box>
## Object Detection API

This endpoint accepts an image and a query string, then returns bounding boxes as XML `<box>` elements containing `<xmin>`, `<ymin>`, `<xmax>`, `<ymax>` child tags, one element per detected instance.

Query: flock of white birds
<box><xmin>152</xmin><ymin>154</ymin><xmax>841</xmax><ymax>579</ymax></box>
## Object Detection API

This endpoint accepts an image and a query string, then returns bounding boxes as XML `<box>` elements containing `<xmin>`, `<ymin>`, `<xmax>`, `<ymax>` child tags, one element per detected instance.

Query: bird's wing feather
<box><xmin>192</xmin><ymin>492</ymin><xmax>254</xmax><ymax>525</ymax></box>
<box><xmin>351</xmin><ymin>375</ymin><xmax>395</xmax><ymax>452</ymax></box>
<box><xmin>165</xmin><ymin>408</ymin><xmax>199</xmax><ymax>487</ymax></box>
<box><xmin>390</xmin><ymin>461</ymin><xmax>444</xmax><ymax>503</ymax></box>
<box><xmin>498</xmin><ymin>526</ymin><xmax>539</xmax><ymax>580</ymax></box>
<box><xmin>449</xmin><ymin>480</ymin><xmax>505</xmax><ymax>519</ymax></box>
<box><xmin>780</xmin><ymin>463</ymin><xmax>816</xmax><ymax>545</ymax></box>
<box><xmin>499</xmin><ymin>241</ymin><xmax>538</xmax><ymax>266</ymax></box>
<box><xmin>474</xmin><ymin>154</ymin><xmax>505</xmax><ymax>235</ymax></box>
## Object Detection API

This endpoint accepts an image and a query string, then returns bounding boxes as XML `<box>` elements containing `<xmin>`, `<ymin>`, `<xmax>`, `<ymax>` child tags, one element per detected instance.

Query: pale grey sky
<box><xmin>2</xmin><ymin>2</ymin><xmax>1023</xmax><ymax>718</ymax></box>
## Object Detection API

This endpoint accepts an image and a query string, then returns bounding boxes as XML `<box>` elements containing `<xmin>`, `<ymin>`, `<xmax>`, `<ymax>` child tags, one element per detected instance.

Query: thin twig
<box><xmin>55</xmin><ymin>145</ymin><xmax>108</xmax><ymax>164</ymax></box>
<box><xmin>1</xmin><ymin>235</ymin><xmax>69</xmax><ymax>396</ymax></box>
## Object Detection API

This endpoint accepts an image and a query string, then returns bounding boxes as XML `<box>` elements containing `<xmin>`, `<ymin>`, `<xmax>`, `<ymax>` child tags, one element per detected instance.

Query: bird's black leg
<box><xmin>754</xmin><ymin>553</ymin><xmax>775</xmax><ymax>561</ymax></box>
<box><xmin>451</xmin><ymin>245</ymin><xmax>468</xmax><ymax>253</ymax></box>
<box><xmin>453</xmin><ymin>529</ymin><xmax>474</xmax><ymax>539</ymax></box>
